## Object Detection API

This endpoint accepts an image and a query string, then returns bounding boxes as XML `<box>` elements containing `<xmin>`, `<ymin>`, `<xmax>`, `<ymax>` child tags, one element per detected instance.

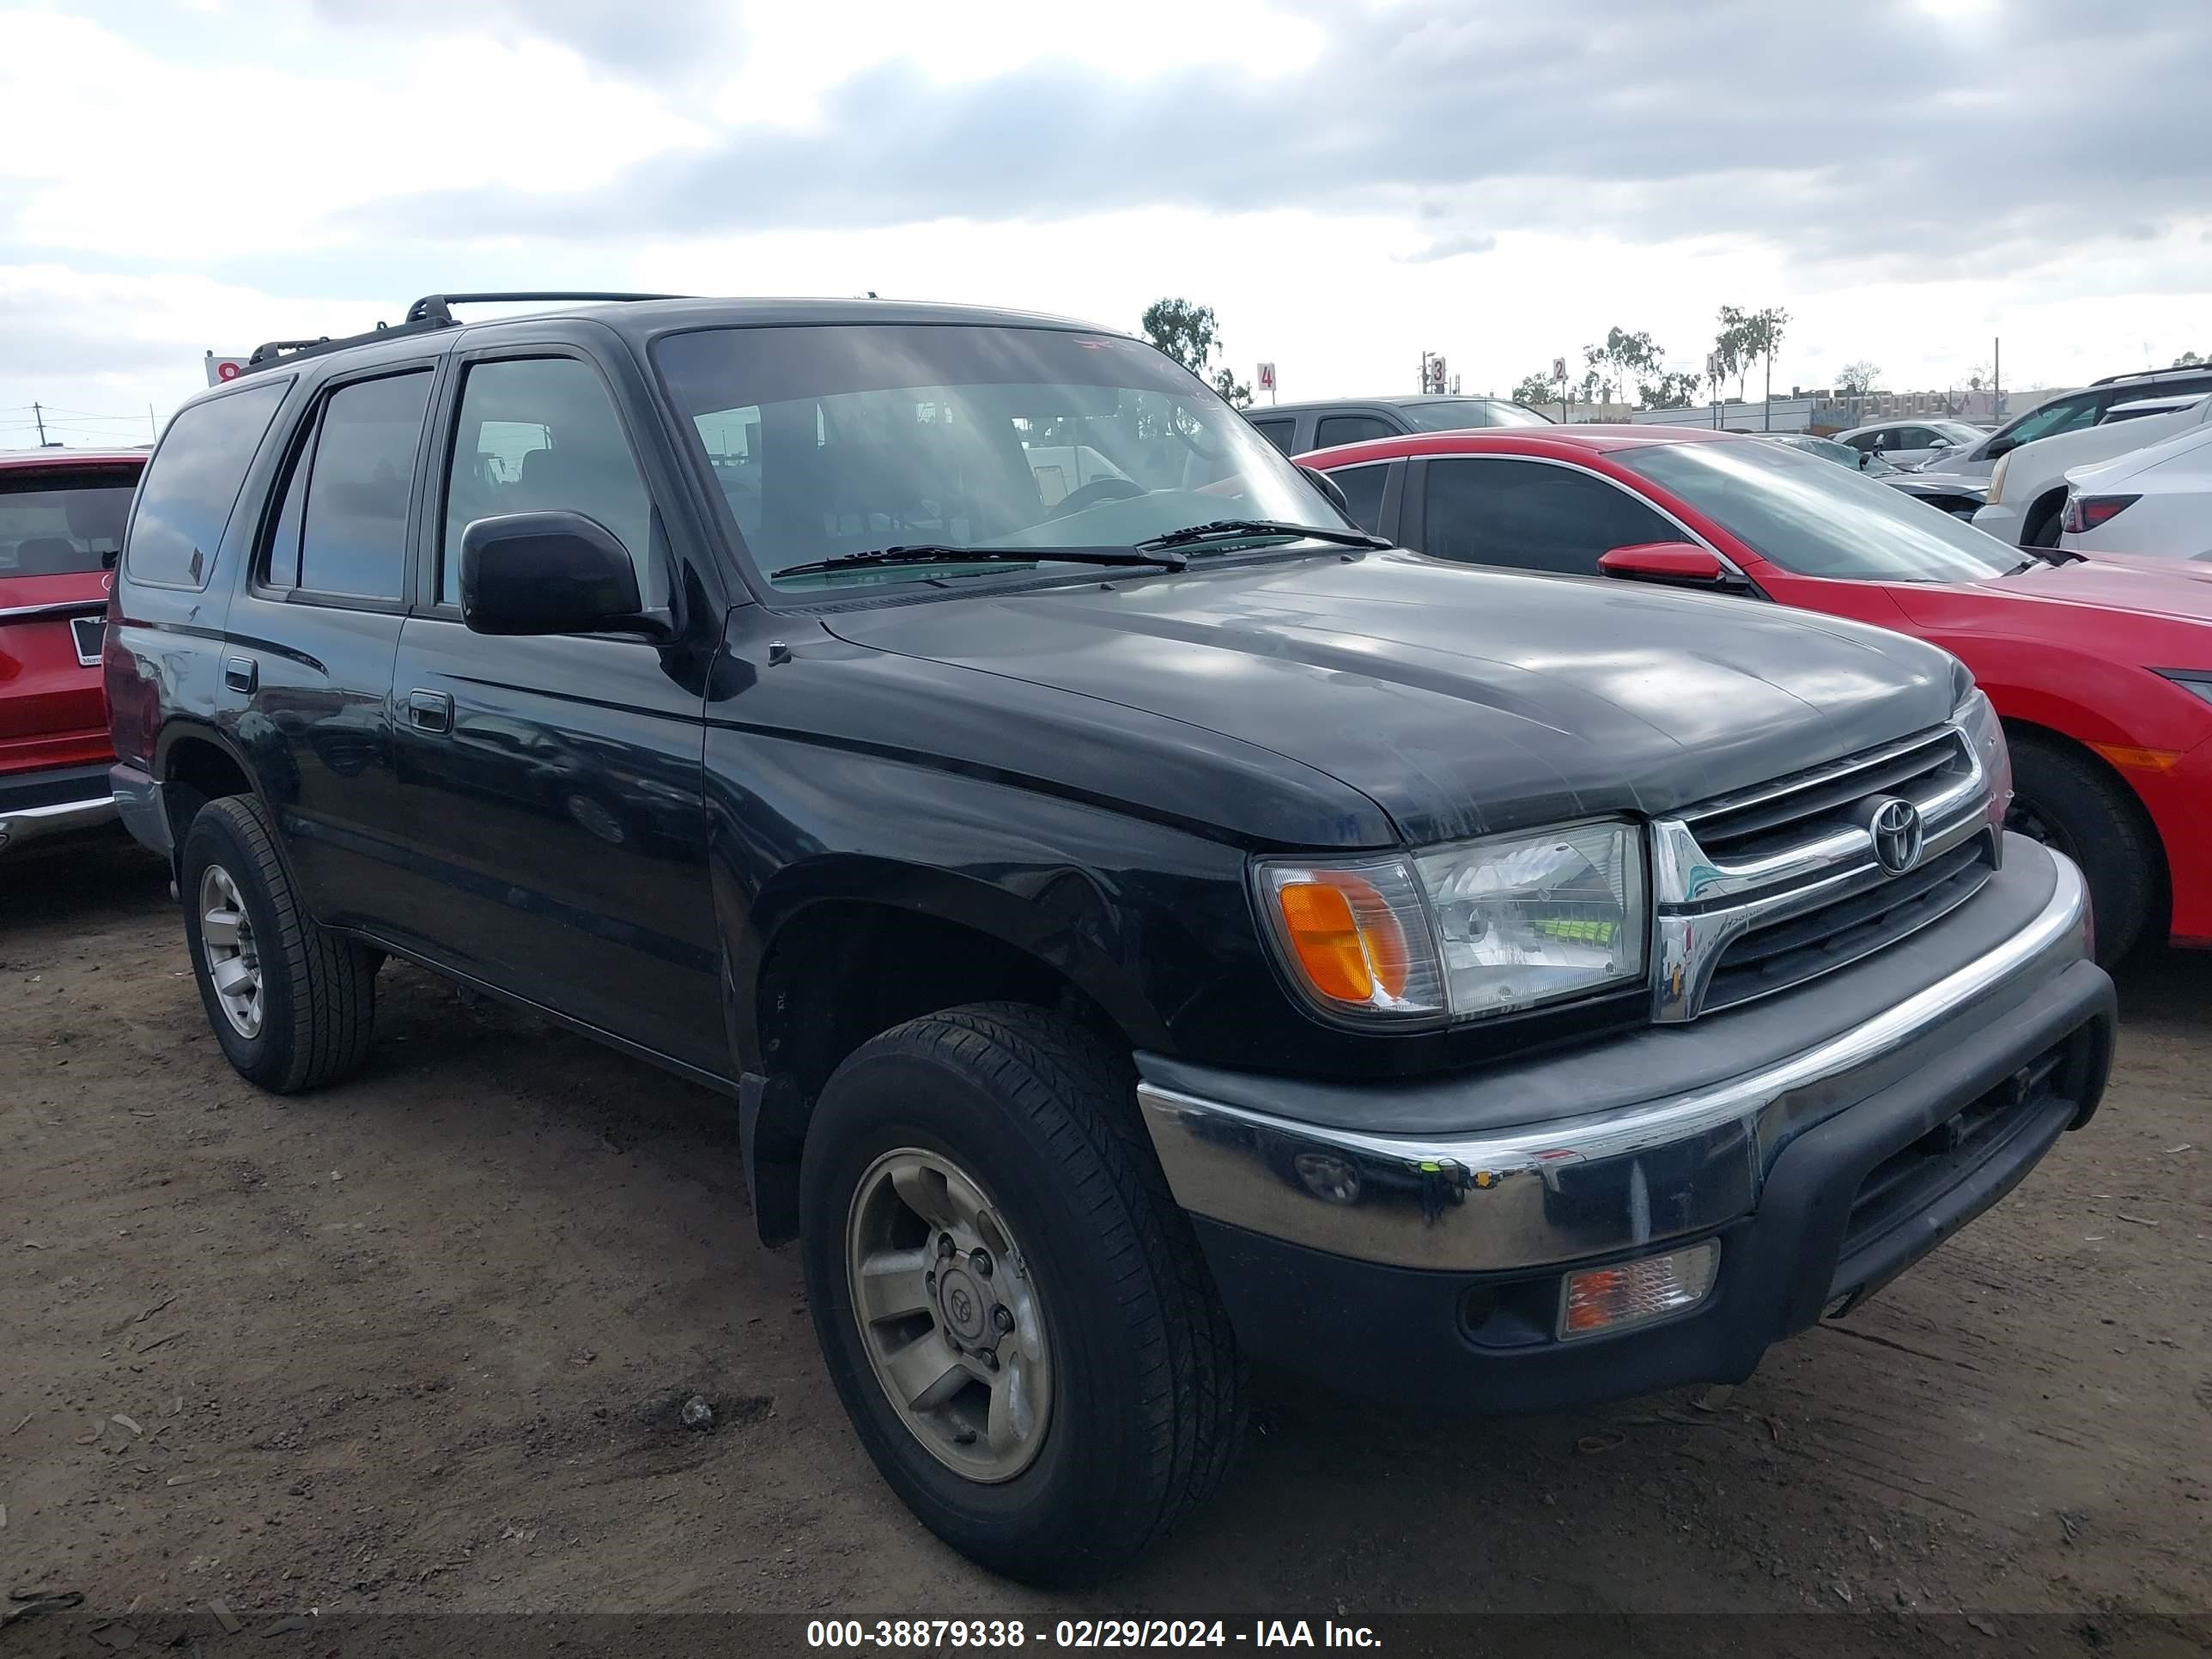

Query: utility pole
<box><xmin>33</xmin><ymin>401</ymin><xmax>47</xmax><ymax>446</ymax></box>
<box><xmin>148</xmin><ymin>403</ymin><xmax>157</xmax><ymax>441</ymax></box>
<box><xmin>1992</xmin><ymin>337</ymin><xmax>2002</xmax><ymax>421</ymax></box>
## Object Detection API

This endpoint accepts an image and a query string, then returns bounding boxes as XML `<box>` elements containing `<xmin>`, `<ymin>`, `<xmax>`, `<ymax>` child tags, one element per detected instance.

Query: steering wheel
<box><xmin>1048</xmin><ymin>476</ymin><xmax>1148</xmax><ymax>518</ymax></box>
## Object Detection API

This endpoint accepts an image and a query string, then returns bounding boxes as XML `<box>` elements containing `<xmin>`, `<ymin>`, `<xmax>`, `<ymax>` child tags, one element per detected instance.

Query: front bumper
<box><xmin>1138</xmin><ymin>842</ymin><xmax>2113</xmax><ymax>1410</ymax></box>
<box><xmin>0</xmin><ymin>763</ymin><xmax>117</xmax><ymax>855</ymax></box>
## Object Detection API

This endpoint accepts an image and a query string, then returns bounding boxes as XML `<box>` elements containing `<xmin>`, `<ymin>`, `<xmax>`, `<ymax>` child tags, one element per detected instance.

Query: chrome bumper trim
<box><xmin>1137</xmin><ymin>849</ymin><xmax>2090</xmax><ymax>1273</ymax></box>
<box><xmin>0</xmin><ymin>791</ymin><xmax>118</xmax><ymax>854</ymax></box>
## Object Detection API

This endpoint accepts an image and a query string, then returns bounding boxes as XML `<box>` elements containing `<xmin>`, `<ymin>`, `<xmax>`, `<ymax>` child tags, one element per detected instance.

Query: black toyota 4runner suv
<box><xmin>107</xmin><ymin>293</ymin><xmax>2115</xmax><ymax>1584</ymax></box>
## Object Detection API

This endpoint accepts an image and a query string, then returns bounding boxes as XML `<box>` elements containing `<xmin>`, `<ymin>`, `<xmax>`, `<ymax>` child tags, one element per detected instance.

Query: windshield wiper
<box><xmin>773</xmin><ymin>544</ymin><xmax>1187</xmax><ymax>579</ymax></box>
<box><xmin>1135</xmin><ymin>520</ymin><xmax>1392</xmax><ymax>553</ymax></box>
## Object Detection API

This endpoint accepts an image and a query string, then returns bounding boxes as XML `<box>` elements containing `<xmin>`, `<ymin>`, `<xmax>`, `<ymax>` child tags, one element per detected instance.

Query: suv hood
<box><xmin>823</xmin><ymin>551</ymin><xmax>1958</xmax><ymax>846</ymax></box>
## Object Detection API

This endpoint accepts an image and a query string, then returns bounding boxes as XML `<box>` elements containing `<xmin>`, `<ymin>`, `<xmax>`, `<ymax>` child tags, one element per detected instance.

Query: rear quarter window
<box><xmin>126</xmin><ymin>380</ymin><xmax>289</xmax><ymax>589</ymax></box>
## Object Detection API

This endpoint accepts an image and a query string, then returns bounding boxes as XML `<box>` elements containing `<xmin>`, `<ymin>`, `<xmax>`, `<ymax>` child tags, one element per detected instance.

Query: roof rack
<box><xmin>2089</xmin><ymin>364</ymin><xmax>2208</xmax><ymax>386</ymax></box>
<box><xmin>241</xmin><ymin>291</ymin><xmax>688</xmax><ymax>375</ymax></box>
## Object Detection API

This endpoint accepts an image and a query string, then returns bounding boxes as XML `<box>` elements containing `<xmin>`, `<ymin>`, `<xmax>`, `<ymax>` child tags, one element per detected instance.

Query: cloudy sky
<box><xmin>3</xmin><ymin>0</ymin><xmax>2209</xmax><ymax>445</ymax></box>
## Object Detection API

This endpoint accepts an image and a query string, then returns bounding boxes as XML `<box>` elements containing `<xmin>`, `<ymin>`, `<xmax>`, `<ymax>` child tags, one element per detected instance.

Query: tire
<box><xmin>179</xmin><ymin>795</ymin><xmax>378</xmax><ymax>1092</ymax></box>
<box><xmin>2006</xmin><ymin>736</ymin><xmax>2160</xmax><ymax>963</ymax></box>
<box><xmin>799</xmin><ymin>1002</ymin><xmax>1246</xmax><ymax>1585</ymax></box>
<box><xmin>2024</xmin><ymin>491</ymin><xmax>2066</xmax><ymax>550</ymax></box>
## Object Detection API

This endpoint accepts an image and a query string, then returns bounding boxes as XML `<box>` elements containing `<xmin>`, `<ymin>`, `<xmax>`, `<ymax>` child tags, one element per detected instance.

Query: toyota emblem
<box><xmin>1869</xmin><ymin>797</ymin><xmax>1925</xmax><ymax>876</ymax></box>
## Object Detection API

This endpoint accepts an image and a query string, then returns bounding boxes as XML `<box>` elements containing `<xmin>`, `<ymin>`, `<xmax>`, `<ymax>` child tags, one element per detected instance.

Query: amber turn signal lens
<box><xmin>1275</xmin><ymin>875</ymin><xmax>1412</xmax><ymax>1006</ymax></box>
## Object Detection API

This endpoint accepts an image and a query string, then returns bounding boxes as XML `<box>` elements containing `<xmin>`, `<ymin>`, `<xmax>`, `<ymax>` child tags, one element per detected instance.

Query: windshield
<box><xmin>1620</xmin><ymin>440</ymin><xmax>2020</xmax><ymax>583</ymax></box>
<box><xmin>653</xmin><ymin>324</ymin><xmax>1346</xmax><ymax>592</ymax></box>
<box><xmin>0</xmin><ymin>471</ymin><xmax>137</xmax><ymax>578</ymax></box>
<box><xmin>1399</xmin><ymin>398</ymin><xmax>1553</xmax><ymax>432</ymax></box>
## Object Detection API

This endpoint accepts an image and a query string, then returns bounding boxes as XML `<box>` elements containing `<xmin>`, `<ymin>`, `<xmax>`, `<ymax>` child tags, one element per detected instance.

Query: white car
<box><xmin>1972</xmin><ymin>392</ymin><xmax>2212</xmax><ymax>547</ymax></box>
<box><xmin>2058</xmin><ymin>421</ymin><xmax>2212</xmax><ymax>561</ymax></box>
<box><xmin>1832</xmin><ymin>417</ymin><xmax>1984</xmax><ymax>469</ymax></box>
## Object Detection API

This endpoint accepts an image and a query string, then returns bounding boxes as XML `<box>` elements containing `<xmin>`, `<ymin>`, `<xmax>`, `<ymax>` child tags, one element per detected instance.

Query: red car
<box><xmin>1</xmin><ymin>447</ymin><xmax>144</xmax><ymax>856</ymax></box>
<box><xmin>1301</xmin><ymin>425</ymin><xmax>2212</xmax><ymax>962</ymax></box>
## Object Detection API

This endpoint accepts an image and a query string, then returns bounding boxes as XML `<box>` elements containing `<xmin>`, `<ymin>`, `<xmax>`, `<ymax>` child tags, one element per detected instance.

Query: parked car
<box><xmin>109</xmin><ymin>294</ymin><xmax>2113</xmax><ymax>1584</ymax></box>
<box><xmin>1300</xmin><ymin>424</ymin><xmax>2212</xmax><ymax>960</ymax></box>
<box><xmin>1766</xmin><ymin>433</ymin><xmax>1875</xmax><ymax>469</ymax></box>
<box><xmin>1974</xmin><ymin>394</ymin><xmax>2212</xmax><ymax>548</ymax></box>
<box><xmin>1243</xmin><ymin>393</ymin><xmax>1551</xmax><ymax>457</ymax></box>
<box><xmin>1911</xmin><ymin>366</ymin><xmax>2212</xmax><ymax>484</ymax></box>
<box><xmin>1880</xmin><ymin>472</ymin><xmax>1989</xmax><ymax>521</ymax></box>
<box><xmin>2060</xmin><ymin>420</ymin><xmax>2212</xmax><ymax>562</ymax></box>
<box><xmin>1832</xmin><ymin>418</ymin><xmax>1984</xmax><ymax>469</ymax></box>
<box><xmin>1</xmin><ymin>447</ymin><xmax>144</xmax><ymax>855</ymax></box>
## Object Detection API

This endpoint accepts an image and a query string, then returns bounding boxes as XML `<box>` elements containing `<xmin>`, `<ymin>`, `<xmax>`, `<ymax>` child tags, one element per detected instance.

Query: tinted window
<box><xmin>1840</xmin><ymin>431</ymin><xmax>1879</xmax><ymax>453</ymax></box>
<box><xmin>1422</xmin><ymin>458</ymin><xmax>1676</xmax><ymax>576</ymax></box>
<box><xmin>1316</xmin><ymin>414</ymin><xmax>1396</xmax><ymax>448</ymax></box>
<box><xmin>127</xmin><ymin>380</ymin><xmax>287</xmax><ymax>587</ymax></box>
<box><xmin>1620</xmin><ymin>441</ymin><xmax>2017</xmax><ymax>582</ymax></box>
<box><xmin>442</xmin><ymin>357</ymin><xmax>652</xmax><ymax>606</ymax></box>
<box><xmin>1897</xmin><ymin>426</ymin><xmax>1936</xmax><ymax>447</ymax></box>
<box><xmin>0</xmin><ymin>470</ymin><xmax>138</xmax><ymax>577</ymax></box>
<box><xmin>297</xmin><ymin>373</ymin><xmax>430</xmax><ymax>600</ymax></box>
<box><xmin>1331</xmin><ymin>463</ymin><xmax>1390</xmax><ymax>534</ymax></box>
<box><xmin>1998</xmin><ymin>395</ymin><xmax>2100</xmax><ymax>448</ymax></box>
<box><xmin>1248</xmin><ymin>418</ymin><xmax>1297</xmax><ymax>455</ymax></box>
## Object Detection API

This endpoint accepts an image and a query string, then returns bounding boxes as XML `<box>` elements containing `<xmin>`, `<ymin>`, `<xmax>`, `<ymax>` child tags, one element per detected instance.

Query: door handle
<box><xmin>406</xmin><ymin>689</ymin><xmax>454</xmax><ymax>734</ymax></box>
<box><xmin>223</xmin><ymin>656</ymin><xmax>258</xmax><ymax>694</ymax></box>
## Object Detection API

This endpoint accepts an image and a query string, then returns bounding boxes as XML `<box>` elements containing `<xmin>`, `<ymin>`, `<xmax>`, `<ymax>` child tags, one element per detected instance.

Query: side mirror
<box><xmin>1597</xmin><ymin>541</ymin><xmax>1741</xmax><ymax>590</ymax></box>
<box><xmin>1931</xmin><ymin>436</ymin><xmax>1954</xmax><ymax>449</ymax></box>
<box><xmin>459</xmin><ymin>512</ymin><xmax>668</xmax><ymax>639</ymax></box>
<box><xmin>1301</xmin><ymin>465</ymin><xmax>1352</xmax><ymax>517</ymax></box>
<box><xmin>1857</xmin><ymin>452</ymin><xmax>1871</xmax><ymax>470</ymax></box>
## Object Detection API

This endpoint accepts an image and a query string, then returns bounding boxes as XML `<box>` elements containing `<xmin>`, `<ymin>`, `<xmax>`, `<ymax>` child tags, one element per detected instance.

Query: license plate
<box><xmin>70</xmin><ymin>614</ymin><xmax>106</xmax><ymax>667</ymax></box>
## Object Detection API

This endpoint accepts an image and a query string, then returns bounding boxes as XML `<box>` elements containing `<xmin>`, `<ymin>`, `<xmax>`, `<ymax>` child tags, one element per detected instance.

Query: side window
<box><xmin>1315</xmin><ymin>414</ymin><xmax>1395</xmax><ymax>449</ymax></box>
<box><xmin>442</xmin><ymin>357</ymin><xmax>652</xmax><ymax>607</ymax></box>
<box><xmin>1421</xmin><ymin>458</ymin><xmax>1677</xmax><ymax>576</ymax></box>
<box><xmin>126</xmin><ymin>380</ymin><xmax>288</xmax><ymax>588</ymax></box>
<box><xmin>295</xmin><ymin>372</ymin><xmax>432</xmax><ymax>601</ymax></box>
<box><xmin>1331</xmin><ymin>463</ymin><xmax>1390</xmax><ymax>535</ymax></box>
<box><xmin>1248</xmin><ymin>418</ymin><xmax>1297</xmax><ymax>456</ymax></box>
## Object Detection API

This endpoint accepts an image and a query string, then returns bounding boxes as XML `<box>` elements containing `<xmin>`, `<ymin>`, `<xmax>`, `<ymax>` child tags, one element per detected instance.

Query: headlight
<box><xmin>1954</xmin><ymin>684</ymin><xmax>2012</xmax><ymax>832</ymax></box>
<box><xmin>1986</xmin><ymin>452</ymin><xmax>2011</xmax><ymax>506</ymax></box>
<box><xmin>1256</xmin><ymin>820</ymin><xmax>1648</xmax><ymax>1025</ymax></box>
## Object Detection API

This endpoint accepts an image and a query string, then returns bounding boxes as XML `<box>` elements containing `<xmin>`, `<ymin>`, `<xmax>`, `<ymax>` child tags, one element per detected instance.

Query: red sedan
<box><xmin>1301</xmin><ymin>425</ymin><xmax>2212</xmax><ymax>962</ymax></box>
<box><xmin>1</xmin><ymin>447</ymin><xmax>144</xmax><ymax>856</ymax></box>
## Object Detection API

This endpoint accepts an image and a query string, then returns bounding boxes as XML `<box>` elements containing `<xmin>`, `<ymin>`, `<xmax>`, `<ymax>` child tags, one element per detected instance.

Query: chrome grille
<box><xmin>1650</xmin><ymin>724</ymin><xmax>1997</xmax><ymax>1021</ymax></box>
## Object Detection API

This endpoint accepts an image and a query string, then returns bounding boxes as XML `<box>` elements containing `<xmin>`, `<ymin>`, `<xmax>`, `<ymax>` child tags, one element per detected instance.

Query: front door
<box><xmin>386</xmin><ymin>347</ymin><xmax>722</xmax><ymax>1073</ymax></box>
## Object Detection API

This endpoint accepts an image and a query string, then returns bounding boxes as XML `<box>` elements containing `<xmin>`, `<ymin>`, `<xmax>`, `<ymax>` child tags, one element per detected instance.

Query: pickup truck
<box><xmin>106</xmin><ymin>293</ymin><xmax>2115</xmax><ymax>1585</ymax></box>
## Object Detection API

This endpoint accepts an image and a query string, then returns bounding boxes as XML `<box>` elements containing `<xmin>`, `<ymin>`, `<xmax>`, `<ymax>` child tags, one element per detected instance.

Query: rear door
<box><xmin>222</xmin><ymin>361</ymin><xmax>437</xmax><ymax>928</ymax></box>
<box><xmin>386</xmin><ymin>338</ymin><xmax>721</xmax><ymax>1071</ymax></box>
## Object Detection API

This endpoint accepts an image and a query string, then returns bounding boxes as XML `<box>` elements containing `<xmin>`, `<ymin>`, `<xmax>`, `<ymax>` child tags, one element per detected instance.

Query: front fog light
<box><xmin>1558</xmin><ymin>1240</ymin><xmax>1721</xmax><ymax>1340</ymax></box>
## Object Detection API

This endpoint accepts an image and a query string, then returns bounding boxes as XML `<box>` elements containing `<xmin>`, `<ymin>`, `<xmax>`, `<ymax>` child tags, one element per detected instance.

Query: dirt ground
<box><xmin>4</xmin><ymin>836</ymin><xmax>2209</xmax><ymax>1650</ymax></box>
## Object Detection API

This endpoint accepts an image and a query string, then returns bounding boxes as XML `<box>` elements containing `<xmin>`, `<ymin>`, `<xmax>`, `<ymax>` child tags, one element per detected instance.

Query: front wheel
<box><xmin>799</xmin><ymin>1003</ymin><xmax>1245</xmax><ymax>1585</ymax></box>
<box><xmin>2006</xmin><ymin>736</ymin><xmax>2160</xmax><ymax>963</ymax></box>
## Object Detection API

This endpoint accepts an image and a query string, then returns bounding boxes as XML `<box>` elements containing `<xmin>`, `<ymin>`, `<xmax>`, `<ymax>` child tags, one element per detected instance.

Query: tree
<box><xmin>1510</xmin><ymin>371</ymin><xmax>1556</xmax><ymax>405</ymax></box>
<box><xmin>1836</xmin><ymin>360</ymin><xmax>1880</xmax><ymax>397</ymax></box>
<box><xmin>1713</xmin><ymin>306</ymin><xmax>1756</xmax><ymax>401</ymax></box>
<box><xmin>1141</xmin><ymin>296</ymin><xmax>1249</xmax><ymax>405</ymax></box>
<box><xmin>1139</xmin><ymin>297</ymin><xmax>1220</xmax><ymax>374</ymax></box>
<box><xmin>1637</xmin><ymin>369</ymin><xmax>1702</xmax><ymax>409</ymax></box>
<box><xmin>2177</xmin><ymin>349</ymin><xmax>2205</xmax><ymax>368</ymax></box>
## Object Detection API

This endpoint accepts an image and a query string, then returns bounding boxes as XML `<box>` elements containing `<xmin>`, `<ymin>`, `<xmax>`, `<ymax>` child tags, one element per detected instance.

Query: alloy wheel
<box><xmin>198</xmin><ymin>863</ymin><xmax>264</xmax><ymax>1039</ymax></box>
<box><xmin>845</xmin><ymin>1147</ymin><xmax>1054</xmax><ymax>1483</ymax></box>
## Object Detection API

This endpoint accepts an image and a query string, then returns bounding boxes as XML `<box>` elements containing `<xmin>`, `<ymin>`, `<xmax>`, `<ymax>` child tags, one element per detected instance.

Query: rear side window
<box><xmin>1331</xmin><ymin>463</ymin><xmax>1390</xmax><ymax>535</ymax></box>
<box><xmin>441</xmin><ymin>356</ymin><xmax>652</xmax><ymax>607</ymax></box>
<box><xmin>127</xmin><ymin>380</ymin><xmax>287</xmax><ymax>588</ymax></box>
<box><xmin>1247</xmin><ymin>417</ymin><xmax>1296</xmax><ymax>455</ymax></box>
<box><xmin>276</xmin><ymin>372</ymin><xmax>432</xmax><ymax>601</ymax></box>
<box><xmin>1316</xmin><ymin>414</ymin><xmax>1395</xmax><ymax>449</ymax></box>
<box><xmin>1</xmin><ymin>468</ymin><xmax>139</xmax><ymax>577</ymax></box>
<box><xmin>1422</xmin><ymin>457</ymin><xmax>1677</xmax><ymax>576</ymax></box>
